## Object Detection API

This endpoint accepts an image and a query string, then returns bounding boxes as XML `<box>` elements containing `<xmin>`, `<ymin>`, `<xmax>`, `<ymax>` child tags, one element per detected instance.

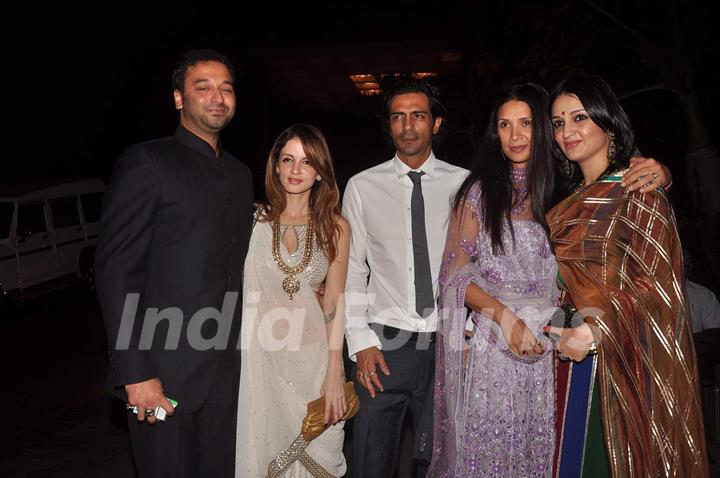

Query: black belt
<box><xmin>371</xmin><ymin>323</ymin><xmax>436</xmax><ymax>344</ymax></box>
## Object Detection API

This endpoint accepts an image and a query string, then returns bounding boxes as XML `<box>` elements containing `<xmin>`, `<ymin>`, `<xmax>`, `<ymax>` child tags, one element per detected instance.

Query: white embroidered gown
<box><xmin>235</xmin><ymin>221</ymin><xmax>346</xmax><ymax>477</ymax></box>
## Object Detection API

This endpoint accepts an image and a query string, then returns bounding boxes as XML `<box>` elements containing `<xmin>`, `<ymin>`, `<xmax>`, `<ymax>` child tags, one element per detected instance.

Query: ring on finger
<box><xmin>368</xmin><ymin>371</ymin><xmax>376</xmax><ymax>376</ymax></box>
<box><xmin>652</xmin><ymin>171</ymin><xmax>658</xmax><ymax>179</ymax></box>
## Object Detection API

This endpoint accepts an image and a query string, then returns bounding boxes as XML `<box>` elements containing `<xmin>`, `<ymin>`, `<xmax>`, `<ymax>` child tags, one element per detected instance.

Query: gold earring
<box><xmin>607</xmin><ymin>132</ymin><xmax>616</xmax><ymax>162</ymax></box>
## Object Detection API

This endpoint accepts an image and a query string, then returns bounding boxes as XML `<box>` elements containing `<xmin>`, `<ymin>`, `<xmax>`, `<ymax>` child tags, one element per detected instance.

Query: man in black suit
<box><xmin>96</xmin><ymin>49</ymin><xmax>254</xmax><ymax>477</ymax></box>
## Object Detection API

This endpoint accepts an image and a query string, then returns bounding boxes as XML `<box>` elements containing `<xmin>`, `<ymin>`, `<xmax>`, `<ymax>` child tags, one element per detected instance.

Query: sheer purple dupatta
<box><xmin>428</xmin><ymin>185</ymin><xmax>482</xmax><ymax>477</ymax></box>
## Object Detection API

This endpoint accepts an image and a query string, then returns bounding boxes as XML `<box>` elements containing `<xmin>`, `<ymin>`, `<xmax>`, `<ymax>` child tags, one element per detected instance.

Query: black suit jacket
<box><xmin>96</xmin><ymin>125</ymin><xmax>254</xmax><ymax>413</ymax></box>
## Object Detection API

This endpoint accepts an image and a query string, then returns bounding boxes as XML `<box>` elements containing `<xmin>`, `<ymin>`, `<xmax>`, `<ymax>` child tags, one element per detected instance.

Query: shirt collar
<box><xmin>393</xmin><ymin>152</ymin><xmax>437</xmax><ymax>179</ymax></box>
<box><xmin>174</xmin><ymin>124</ymin><xmax>224</xmax><ymax>160</ymax></box>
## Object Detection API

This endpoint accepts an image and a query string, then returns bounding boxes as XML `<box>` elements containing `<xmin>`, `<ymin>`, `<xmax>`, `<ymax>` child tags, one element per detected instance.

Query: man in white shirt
<box><xmin>342</xmin><ymin>78</ymin><xmax>469</xmax><ymax>477</ymax></box>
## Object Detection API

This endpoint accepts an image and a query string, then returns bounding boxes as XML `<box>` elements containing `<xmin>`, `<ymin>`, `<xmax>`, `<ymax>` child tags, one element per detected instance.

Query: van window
<box><xmin>81</xmin><ymin>192</ymin><xmax>103</xmax><ymax>223</ymax></box>
<box><xmin>0</xmin><ymin>202</ymin><xmax>12</xmax><ymax>239</ymax></box>
<box><xmin>50</xmin><ymin>196</ymin><xmax>80</xmax><ymax>228</ymax></box>
<box><xmin>17</xmin><ymin>202</ymin><xmax>47</xmax><ymax>236</ymax></box>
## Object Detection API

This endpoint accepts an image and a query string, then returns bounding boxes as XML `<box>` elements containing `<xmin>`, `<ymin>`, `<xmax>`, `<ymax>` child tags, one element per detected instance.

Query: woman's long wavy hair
<box><xmin>454</xmin><ymin>83</ymin><xmax>558</xmax><ymax>254</ymax></box>
<box><xmin>262</xmin><ymin>124</ymin><xmax>342</xmax><ymax>262</ymax></box>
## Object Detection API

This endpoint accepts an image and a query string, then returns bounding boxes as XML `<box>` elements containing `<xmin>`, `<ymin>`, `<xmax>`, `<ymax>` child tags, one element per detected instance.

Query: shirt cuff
<box><xmin>346</xmin><ymin>326</ymin><xmax>382</xmax><ymax>362</ymax></box>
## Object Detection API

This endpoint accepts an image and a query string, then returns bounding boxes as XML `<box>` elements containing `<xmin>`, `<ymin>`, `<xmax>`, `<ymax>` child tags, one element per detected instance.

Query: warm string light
<box><xmin>349</xmin><ymin>72</ymin><xmax>439</xmax><ymax>96</ymax></box>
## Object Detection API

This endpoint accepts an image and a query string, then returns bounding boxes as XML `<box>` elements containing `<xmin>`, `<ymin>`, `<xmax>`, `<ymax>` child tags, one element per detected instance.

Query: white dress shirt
<box><xmin>687</xmin><ymin>280</ymin><xmax>720</xmax><ymax>333</ymax></box>
<box><xmin>342</xmin><ymin>153</ymin><xmax>469</xmax><ymax>360</ymax></box>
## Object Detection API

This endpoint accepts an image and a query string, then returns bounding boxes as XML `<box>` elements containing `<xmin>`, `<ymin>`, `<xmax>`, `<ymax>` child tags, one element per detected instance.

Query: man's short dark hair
<box><xmin>382</xmin><ymin>77</ymin><xmax>447</xmax><ymax>124</ymax></box>
<box><xmin>381</xmin><ymin>76</ymin><xmax>447</xmax><ymax>146</ymax></box>
<box><xmin>172</xmin><ymin>49</ymin><xmax>236</xmax><ymax>92</ymax></box>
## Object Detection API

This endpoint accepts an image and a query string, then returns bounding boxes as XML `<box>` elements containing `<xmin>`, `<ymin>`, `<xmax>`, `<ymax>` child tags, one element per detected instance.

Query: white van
<box><xmin>0</xmin><ymin>178</ymin><xmax>105</xmax><ymax>301</ymax></box>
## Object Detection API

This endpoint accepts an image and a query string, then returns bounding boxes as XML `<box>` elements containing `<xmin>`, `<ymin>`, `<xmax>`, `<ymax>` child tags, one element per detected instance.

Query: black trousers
<box><xmin>127</xmin><ymin>354</ymin><xmax>239</xmax><ymax>478</ymax></box>
<box><xmin>351</xmin><ymin>325</ymin><xmax>436</xmax><ymax>478</ymax></box>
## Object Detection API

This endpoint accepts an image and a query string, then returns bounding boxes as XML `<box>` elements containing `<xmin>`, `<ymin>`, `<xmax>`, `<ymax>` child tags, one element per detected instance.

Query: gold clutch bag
<box><xmin>267</xmin><ymin>382</ymin><xmax>360</xmax><ymax>477</ymax></box>
<box><xmin>301</xmin><ymin>381</ymin><xmax>360</xmax><ymax>441</ymax></box>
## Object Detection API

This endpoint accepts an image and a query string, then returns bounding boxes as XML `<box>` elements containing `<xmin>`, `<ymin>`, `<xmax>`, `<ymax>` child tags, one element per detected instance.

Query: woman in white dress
<box><xmin>236</xmin><ymin>124</ymin><xmax>351</xmax><ymax>477</ymax></box>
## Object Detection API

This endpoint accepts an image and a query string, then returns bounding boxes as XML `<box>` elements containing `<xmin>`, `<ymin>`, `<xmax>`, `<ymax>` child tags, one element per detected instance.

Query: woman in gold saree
<box><xmin>236</xmin><ymin>124</ymin><xmax>351</xmax><ymax>477</ymax></box>
<box><xmin>546</xmin><ymin>75</ymin><xmax>707</xmax><ymax>477</ymax></box>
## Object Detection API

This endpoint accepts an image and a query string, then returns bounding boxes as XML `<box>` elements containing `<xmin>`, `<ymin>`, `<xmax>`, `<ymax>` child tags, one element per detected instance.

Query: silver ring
<box><xmin>145</xmin><ymin>408</ymin><xmax>155</xmax><ymax>417</ymax></box>
<box><xmin>368</xmin><ymin>371</ymin><xmax>376</xmax><ymax>376</ymax></box>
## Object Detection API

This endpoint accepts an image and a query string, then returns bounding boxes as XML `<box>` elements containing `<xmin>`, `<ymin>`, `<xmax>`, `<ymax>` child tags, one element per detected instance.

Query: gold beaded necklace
<box><xmin>271</xmin><ymin>214</ymin><xmax>314</xmax><ymax>300</ymax></box>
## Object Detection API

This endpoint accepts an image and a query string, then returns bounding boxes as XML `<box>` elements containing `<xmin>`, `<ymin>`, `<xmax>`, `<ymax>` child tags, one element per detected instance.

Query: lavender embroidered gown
<box><xmin>428</xmin><ymin>169</ymin><xmax>558</xmax><ymax>477</ymax></box>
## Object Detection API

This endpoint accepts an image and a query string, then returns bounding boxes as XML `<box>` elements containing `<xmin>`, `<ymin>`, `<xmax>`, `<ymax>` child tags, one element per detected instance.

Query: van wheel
<box><xmin>79</xmin><ymin>261</ymin><xmax>95</xmax><ymax>291</ymax></box>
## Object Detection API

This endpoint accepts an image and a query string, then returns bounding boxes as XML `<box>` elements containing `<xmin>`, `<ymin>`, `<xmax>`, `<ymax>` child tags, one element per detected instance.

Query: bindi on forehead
<box><xmin>557</xmin><ymin>108</ymin><xmax>584</xmax><ymax>117</ymax></box>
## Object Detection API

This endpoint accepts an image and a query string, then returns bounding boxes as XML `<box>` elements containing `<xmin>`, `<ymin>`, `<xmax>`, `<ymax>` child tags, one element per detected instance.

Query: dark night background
<box><xmin>1</xmin><ymin>1</ymin><xmax>719</xmax><ymax>476</ymax></box>
<box><xmin>7</xmin><ymin>2</ymin><xmax>716</xmax><ymax>173</ymax></box>
<box><xmin>6</xmin><ymin>0</ymin><xmax>719</xmax><ymax>290</ymax></box>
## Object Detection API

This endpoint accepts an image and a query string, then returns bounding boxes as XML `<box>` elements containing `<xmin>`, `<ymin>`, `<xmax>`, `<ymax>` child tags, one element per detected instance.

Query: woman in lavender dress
<box><xmin>428</xmin><ymin>83</ymin><xmax>559</xmax><ymax>477</ymax></box>
<box><xmin>428</xmin><ymin>81</ymin><xmax>672</xmax><ymax>477</ymax></box>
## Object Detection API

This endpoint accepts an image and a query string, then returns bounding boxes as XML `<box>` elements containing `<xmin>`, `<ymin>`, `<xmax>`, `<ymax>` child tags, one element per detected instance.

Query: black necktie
<box><xmin>407</xmin><ymin>171</ymin><xmax>434</xmax><ymax>318</ymax></box>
